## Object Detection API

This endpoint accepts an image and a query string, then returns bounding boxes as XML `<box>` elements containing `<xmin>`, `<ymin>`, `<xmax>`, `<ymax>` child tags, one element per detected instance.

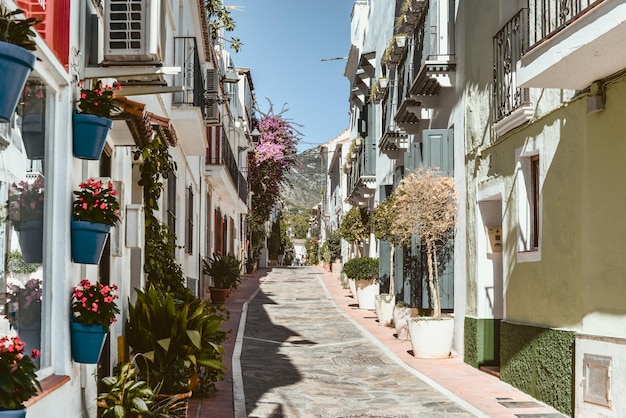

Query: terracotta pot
<box><xmin>209</xmin><ymin>287</ymin><xmax>230</xmax><ymax>304</ymax></box>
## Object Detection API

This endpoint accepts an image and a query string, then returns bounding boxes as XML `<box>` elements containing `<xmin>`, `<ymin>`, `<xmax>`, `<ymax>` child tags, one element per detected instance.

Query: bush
<box><xmin>342</xmin><ymin>257</ymin><xmax>379</xmax><ymax>281</ymax></box>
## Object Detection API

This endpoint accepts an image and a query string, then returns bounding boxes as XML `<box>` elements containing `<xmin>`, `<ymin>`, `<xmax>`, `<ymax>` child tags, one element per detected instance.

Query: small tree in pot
<box><xmin>391</xmin><ymin>168</ymin><xmax>457</xmax><ymax>357</ymax></box>
<box><xmin>342</xmin><ymin>257</ymin><xmax>380</xmax><ymax>310</ymax></box>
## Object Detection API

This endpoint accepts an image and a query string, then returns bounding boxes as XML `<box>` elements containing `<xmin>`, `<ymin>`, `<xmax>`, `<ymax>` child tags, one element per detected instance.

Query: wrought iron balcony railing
<box><xmin>206</xmin><ymin>127</ymin><xmax>248</xmax><ymax>203</ymax></box>
<box><xmin>527</xmin><ymin>0</ymin><xmax>601</xmax><ymax>49</ymax></box>
<box><xmin>493</xmin><ymin>8</ymin><xmax>530</xmax><ymax>122</ymax></box>
<box><xmin>173</xmin><ymin>37</ymin><xmax>205</xmax><ymax>116</ymax></box>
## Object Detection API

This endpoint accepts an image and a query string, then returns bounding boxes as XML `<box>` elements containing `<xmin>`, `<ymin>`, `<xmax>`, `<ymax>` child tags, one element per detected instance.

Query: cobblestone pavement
<box><xmin>239</xmin><ymin>266</ymin><xmax>477</xmax><ymax>418</ymax></box>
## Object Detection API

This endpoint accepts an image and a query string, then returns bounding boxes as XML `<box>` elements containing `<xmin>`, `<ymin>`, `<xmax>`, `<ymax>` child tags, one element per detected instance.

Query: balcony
<box><xmin>169</xmin><ymin>37</ymin><xmax>206</xmax><ymax>156</ymax></box>
<box><xmin>347</xmin><ymin>146</ymin><xmax>376</xmax><ymax>205</ymax></box>
<box><xmin>493</xmin><ymin>8</ymin><xmax>532</xmax><ymax>128</ymax></box>
<box><xmin>379</xmin><ymin>125</ymin><xmax>409</xmax><ymax>152</ymax></box>
<box><xmin>518</xmin><ymin>0</ymin><xmax>626</xmax><ymax>89</ymax></box>
<box><xmin>395</xmin><ymin>97</ymin><xmax>421</xmax><ymax>134</ymax></box>
<box><xmin>205</xmin><ymin>127</ymin><xmax>248</xmax><ymax>206</ymax></box>
<box><xmin>409</xmin><ymin>59</ymin><xmax>456</xmax><ymax>98</ymax></box>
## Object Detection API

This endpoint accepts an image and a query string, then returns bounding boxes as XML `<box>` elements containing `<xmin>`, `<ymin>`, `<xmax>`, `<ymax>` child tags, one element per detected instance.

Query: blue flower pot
<box><xmin>72</xmin><ymin>113</ymin><xmax>112</xmax><ymax>160</ymax></box>
<box><xmin>0</xmin><ymin>407</ymin><xmax>27</xmax><ymax>417</ymax></box>
<box><xmin>70</xmin><ymin>318</ymin><xmax>107</xmax><ymax>364</ymax></box>
<box><xmin>14</xmin><ymin>220</ymin><xmax>44</xmax><ymax>263</ymax></box>
<box><xmin>21</xmin><ymin>113</ymin><xmax>46</xmax><ymax>160</ymax></box>
<box><xmin>0</xmin><ymin>42</ymin><xmax>36</xmax><ymax>123</ymax></box>
<box><xmin>71</xmin><ymin>220</ymin><xmax>110</xmax><ymax>265</ymax></box>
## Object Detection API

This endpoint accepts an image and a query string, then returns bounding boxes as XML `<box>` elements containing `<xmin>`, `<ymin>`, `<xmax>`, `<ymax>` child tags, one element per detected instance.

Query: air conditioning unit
<box><xmin>103</xmin><ymin>0</ymin><xmax>164</xmax><ymax>64</ymax></box>
<box><xmin>204</xmin><ymin>68</ymin><xmax>219</xmax><ymax>125</ymax></box>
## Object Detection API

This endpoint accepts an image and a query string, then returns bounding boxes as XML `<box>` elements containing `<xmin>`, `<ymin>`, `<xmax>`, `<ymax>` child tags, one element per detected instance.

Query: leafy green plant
<box><xmin>6</xmin><ymin>251</ymin><xmax>39</xmax><ymax>274</ymax></box>
<box><xmin>339</xmin><ymin>207</ymin><xmax>369</xmax><ymax>257</ymax></box>
<box><xmin>202</xmin><ymin>254</ymin><xmax>242</xmax><ymax>289</ymax></box>
<box><xmin>97</xmin><ymin>358</ymin><xmax>169</xmax><ymax>418</ymax></box>
<box><xmin>126</xmin><ymin>286</ymin><xmax>226</xmax><ymax>395</ymax></box>
<box><xmin>134</xmin><ymin>135</ymin><xmax>192</xmax><ymax>301</ymax></box>
<box><xmin>0</xmin><ymin>6</ymin><xmax>40</xmax><ymax>51</ymax></box>
<box><xmin>342</xmin><ymin>257</ymin><xmax>379</xmax><ymax>281</ymax></box>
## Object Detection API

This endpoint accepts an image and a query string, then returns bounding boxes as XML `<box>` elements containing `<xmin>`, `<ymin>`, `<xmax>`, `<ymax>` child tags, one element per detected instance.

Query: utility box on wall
<box><xmin>486</xmin><ymin>226</ymin><xmax>502</xmax><ymax>253</ymax></box>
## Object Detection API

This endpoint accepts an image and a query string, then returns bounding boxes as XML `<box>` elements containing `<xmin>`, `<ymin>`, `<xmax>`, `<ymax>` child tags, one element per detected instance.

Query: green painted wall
<box><xmin>500</xmin><ymin>322</ymin><xmax>574</xmax><ymax>416</ymax></box>
<box><xmin>464</xmin><ymin>317</ymin><xmax>500</xmax><ymax>368</ymax></box>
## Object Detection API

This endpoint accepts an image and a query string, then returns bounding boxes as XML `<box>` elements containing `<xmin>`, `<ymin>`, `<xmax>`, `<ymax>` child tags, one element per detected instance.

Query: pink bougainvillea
<box><xmin>248</xmin><ymin>106</ymin><xmax>300</xmax><ymax>224</ymax></box>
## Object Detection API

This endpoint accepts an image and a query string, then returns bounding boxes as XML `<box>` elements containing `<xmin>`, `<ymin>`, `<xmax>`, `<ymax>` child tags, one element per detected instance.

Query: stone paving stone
<box><xmin>241</xmin><ymin>267</ymin><xmax>477</xmax><ymax>417</ymax></box>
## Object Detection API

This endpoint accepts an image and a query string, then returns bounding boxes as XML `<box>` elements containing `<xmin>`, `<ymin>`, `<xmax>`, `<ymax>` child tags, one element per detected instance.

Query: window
<box><xmin>1</xmin><ymin>79</ymin><xmax>52</xmax><ymax>371</ymax></box>
<box><xmin>530</xmin><ymin>155</ymin><xmax>540</xmax><ymax>250</ymax></box>
<box><xmin>186</xmin><ymin>185</ymin><xmax>194</xmax><ymax>254</ymax></box>
<box><xmin>517</xmin><ymin>151</ymin><xmax>541</xmax><ymax>258</ymax></box>
<box><xmin>167</xmin><ymin>173</ymin><xmax>177</xmax><ymax>239</ymax></box>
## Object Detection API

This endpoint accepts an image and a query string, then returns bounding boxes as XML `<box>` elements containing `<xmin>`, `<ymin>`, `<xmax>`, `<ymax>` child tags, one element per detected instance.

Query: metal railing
<box><xmin>527</xmin><ymin>0</ymin><xmax>602</xmax><ymax>48</ymax></box>
<box><xmin>493</xmin><ymin>8</ymin><xmax>530</xmax><ymax>122</ymax></box>
<box><xmin>173</xmin><ymin>37</ymin><xmax>205</xmax><ymax>115</ymax></box>
<box><xmin>206</xmin><ymin>128</ymin><xmax>243</xmax><ymax>197</ymax></box>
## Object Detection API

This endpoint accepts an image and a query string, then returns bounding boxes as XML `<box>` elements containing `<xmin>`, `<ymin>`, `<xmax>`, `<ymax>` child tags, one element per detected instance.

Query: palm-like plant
<box><xmin>202</xmin><ymin>254</ymin><xmax>242</xmax><ymax>289</ymax></box>
<box><xmin>126</xmin><ymin>286</ymin><xmax>226</xmax><ymax>394</ymax></box>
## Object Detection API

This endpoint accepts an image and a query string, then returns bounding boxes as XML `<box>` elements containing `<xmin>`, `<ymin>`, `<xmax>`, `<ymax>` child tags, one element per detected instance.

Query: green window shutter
<box><xmin>422</xmin><ymin>129</ymin><xmax>453</xmax><ymax>175</ymax></box>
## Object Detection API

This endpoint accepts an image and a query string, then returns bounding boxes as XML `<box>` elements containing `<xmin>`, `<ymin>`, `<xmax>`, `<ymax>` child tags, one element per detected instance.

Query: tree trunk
<box><xmin>426</xmin><ymin>242</ymin><xmax>440</xmax><ymax>317</ymax></box>
<box><xmin>389</xmin><ymin>243</ymin><xmax>395</xmax><ymax>296</ymax></box>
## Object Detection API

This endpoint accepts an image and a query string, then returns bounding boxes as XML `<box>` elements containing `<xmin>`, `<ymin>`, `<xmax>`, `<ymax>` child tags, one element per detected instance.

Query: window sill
<box><xmin>517</xmin><ymin>248</ymin><xmax>541</xmax><ymax>263</ymax></box>
<box><xmin>24</xmin><ymin>374</ymin><xmax>70</xmax><ymax>406</ymax></box>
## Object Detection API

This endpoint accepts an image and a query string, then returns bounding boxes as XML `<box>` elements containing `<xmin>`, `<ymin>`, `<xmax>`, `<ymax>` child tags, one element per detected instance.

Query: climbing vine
<box><xmin>133</xmin><ymin>135</ymin><xmax>191</xmax><ymax>300</ymax></box>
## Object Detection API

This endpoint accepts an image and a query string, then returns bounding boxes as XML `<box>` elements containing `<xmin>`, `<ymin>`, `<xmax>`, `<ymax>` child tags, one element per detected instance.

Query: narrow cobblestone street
<box><xmin>239</xmin><ymin>267</ymin><xmax>477</xmax><ymax>417</ymax></box>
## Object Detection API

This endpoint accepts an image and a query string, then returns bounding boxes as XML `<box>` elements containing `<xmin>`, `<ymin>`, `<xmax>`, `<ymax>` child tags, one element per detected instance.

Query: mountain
<box><xmin>282</xmin><ymin>146</ymin><xmax>324</xmax><ymax>211</ymax></box>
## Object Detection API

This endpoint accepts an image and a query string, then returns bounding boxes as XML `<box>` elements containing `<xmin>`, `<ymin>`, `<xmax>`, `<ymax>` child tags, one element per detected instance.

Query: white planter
<box><xmin>393</xmin><ymin>305</ymin><xmax>415</xmax><ymax>340</ymax></box>
<box><xmin>355</xmin><ymin>279</ymin><xmax>379</xmax><ymax>310</ymax></box>
<box><xmin>375</xmin><ymin>294</ymin><xmax>395</xmax><ymax>326</ymax></box>
<box><xmin>348</xmin><ymin>278</ymin><xmax>358</xmax><ymax>302</ymax></box>
<box><xmin>408</xmin><ymin>316</ymin><xmax>454</xmax><ymax>358</ymax></box>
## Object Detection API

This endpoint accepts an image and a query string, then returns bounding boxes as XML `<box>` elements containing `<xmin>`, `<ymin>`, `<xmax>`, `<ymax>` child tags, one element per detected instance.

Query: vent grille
<box><xmin>107</xmin><ymin>0</ymin><xmax>144</xmax><ymax>51</ymax></box>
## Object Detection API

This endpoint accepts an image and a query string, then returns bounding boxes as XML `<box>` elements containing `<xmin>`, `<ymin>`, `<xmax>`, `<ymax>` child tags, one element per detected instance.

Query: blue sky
<box><xmin>228</xmin><ymin>0</ymin><xmax>355</xmax><ymax>152</ymax></box>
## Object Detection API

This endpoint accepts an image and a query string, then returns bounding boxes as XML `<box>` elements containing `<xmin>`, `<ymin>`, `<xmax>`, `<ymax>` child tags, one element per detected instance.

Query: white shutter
<box><xmin>204</xmin><ymin>69</ymin><xmax>219</xmax><ymax>125</ymax></box>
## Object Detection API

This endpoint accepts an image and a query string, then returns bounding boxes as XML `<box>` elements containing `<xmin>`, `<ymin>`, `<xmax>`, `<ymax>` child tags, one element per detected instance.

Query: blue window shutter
<box><xmin>422</xmin><ymin>129</ymin><xmax>453</xmax><ymax>175</ymax></box>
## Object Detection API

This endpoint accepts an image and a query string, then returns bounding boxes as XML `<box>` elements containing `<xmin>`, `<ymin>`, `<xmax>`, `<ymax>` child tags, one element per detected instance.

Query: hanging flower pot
<box><xmin>0</xmin><ymin>42</ymin><xmax>36</xmax><ymax>123</ymax></box>
<box><xmin>72</xmin><ymin>112</ymin><xmax>112</xmax><ymax>160</ymax></box>
<box><xmin>21</xmin><ymin>113</ymin><xmax>45</xmax><ymax>160</ymax></box>
<box><xmin>71</xmin><ymin>220</ymin><xmax>110</xmax><ymax>264</ymax></box>
<box><xmin>70</xmin><ymin>317</ymin><xmax>107</xmax><ymax>364</ymax></box>
<box><xmin>0</xmin><ymin>407</ymin><xmax>27</xmax><ymax>418</ymax></box>
<box><xmin>72</xmin><ymin>80</ymin><xmax>121</xmax><ymax>160</ymax></box>
<box><xmin>14</xmin><ymin>219</ymin><xmax>43</xmax><ymax>263</ymax></box>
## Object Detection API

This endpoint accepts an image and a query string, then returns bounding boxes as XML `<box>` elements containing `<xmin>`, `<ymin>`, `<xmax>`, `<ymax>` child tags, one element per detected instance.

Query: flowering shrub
<box><xmin>72</xmin><ymin>178</ymin><xmax>121</xmax><ymax>226</ymax></box>
<box><xmin>77</xmin><ymin>79</ymin><xmax>121</xmax><ymax>119</ymax></box>
<box><xmin>6</xmin><ymin>278</ymin><xmax>42</xmax><ymax>327</ymax></box>
<box><xmin>71</xmin><ymin>279</ymin><xmax>120</xmax><ymax>331</ymax></box>
<box><xmin>248</xmin><ymin>106</ymin><xmax>300</xmax><ymax>224</ymax></box>
<box><xmin>6</xmin><ymin>177</ymin><xmax>44</xmax><ymax>223</ymax></box>
<box><xmin>0</xmin><ymin>335</ymin><xmax>41</xmax><ymax>410</ymax></box>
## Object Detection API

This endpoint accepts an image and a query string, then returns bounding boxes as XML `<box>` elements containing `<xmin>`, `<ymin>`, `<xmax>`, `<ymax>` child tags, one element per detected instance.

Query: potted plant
<box><xmin>338</xmin><ymin>207</ymin><xmax>369</xmax><ymax>259</ymax></box>
<box><xmin>0</xmin><ymin>6</ymin><xmax>40</xmax><ymax>122</ymax></box>
<box><xmin>6</xmin><ymin>278</ymin><xmax>42</xmax><ymax>355</ymax></box>
<box><xmin>0</xmin><ymin>336</ymin><xmax>41</xmax><ymax>417</ymax></box>
<box><xmin>371</xmin><ymin>193</ymin><xmax>401</xmax><ymax>327</ymax></box>
<box><xmin>70</xmin><ymin>279</ymin><xmax>120</xmax><ymax>363</ymax></box>
<box><xmin>18</xmin><ymin>81</ymin><xmax>46</xmax><ymax>160</ymax></box>
<box><xmin>126</xmin><ymin>286</ymin><xmax>226</xmax><ymax>416</ymax></box>
<box><xmin>342</xmin><ymin>257</ymin><xmax>379</xmax><ymax>310</ymax></box>
<box><xmin>202</xmin><ymin>253</ymin><xmax>242</xmax><ymax>304</ymax></box>
<box><xmin>71</xmin><ymin>178</ymin><xmax>120</xmax><ymax>264</ymax></box>
<box><xmin>73</xmin><ymin>79</ymin><xmax>121</xmax><ymax>160</ymax></box>
<box><xmin>6</xmin><ymin>178</ymin><xmax>45</xmax><ymax>263</ymax></box>
<box><xmin>97</xmin><ymin>357</ymin><xmax>177</xmax><ymax>418</ymax></box>
<box><xmin>392</xmin><ymin>168</ymin><xmax>457</xmax><ymax>358</ymax></box>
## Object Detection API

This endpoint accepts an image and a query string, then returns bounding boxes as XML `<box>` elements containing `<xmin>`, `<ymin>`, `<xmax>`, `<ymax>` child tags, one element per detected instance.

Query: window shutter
<box><xmin>422</xmin><ymin>129</ymin><xmax>453</xmax><ymax>175</ymax></box>
<box><xmin>403</xmin><ymin>141</ymin><xmax>422</xmax><ymax>171</ymax></box>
